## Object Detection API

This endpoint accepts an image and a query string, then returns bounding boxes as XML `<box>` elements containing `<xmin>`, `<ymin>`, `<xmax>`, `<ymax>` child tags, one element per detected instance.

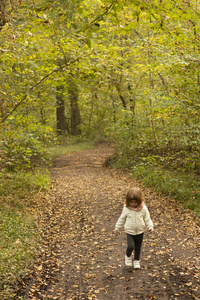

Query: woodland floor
<box><xmin>21</xmin><ymin>143</ymin><xmax>200</xmax><ymax>300</ymax></box>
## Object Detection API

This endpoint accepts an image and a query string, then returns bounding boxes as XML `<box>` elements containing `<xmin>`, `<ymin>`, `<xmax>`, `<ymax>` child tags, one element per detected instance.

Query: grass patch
<box><xmin>48</xmin><ymin>141</ymin><xmax>95</xmax><ymax>159</ymax></box>
<box><xmin>0</xmin><ymin>170</ymin><xmax>51</xmax><ymax>299</ymax></box>
<box><xmin>130</xmin><ymin>164</ymin><xmax>200</xmax><ymax>220</ymax></box>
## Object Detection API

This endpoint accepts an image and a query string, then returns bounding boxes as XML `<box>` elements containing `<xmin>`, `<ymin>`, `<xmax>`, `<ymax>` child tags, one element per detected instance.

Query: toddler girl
<box><xmin>114</xmin><ymin>188</ymin><xmax>153</xmax><ymax>269</ymax></box>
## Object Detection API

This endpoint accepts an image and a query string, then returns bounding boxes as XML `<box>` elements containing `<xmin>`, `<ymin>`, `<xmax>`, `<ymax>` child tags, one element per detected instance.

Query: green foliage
<box><xmin>0</xmin><ymin>170</ymin><xmax>51</xmax><ymax>208</ymax></box>
<box><xmin>0</xmin><ymin>170</ymin><xmax>51</xmax><ymax>299</ymax></box>
<box><xmin>1</xmin><ymin>118</ymin><xmax>57</xmax><ymax>171</ymax></box>
<box><xmin>108</xmin><ymin>119</ymin><xmax>200</xmax><ymax>175</ymax></box>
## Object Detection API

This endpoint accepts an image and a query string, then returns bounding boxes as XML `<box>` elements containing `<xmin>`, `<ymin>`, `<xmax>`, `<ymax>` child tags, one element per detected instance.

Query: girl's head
<box><xmin>125</xmin><ymin>188</ymin><xmax>144</xmax><ymax>208</ymax></box>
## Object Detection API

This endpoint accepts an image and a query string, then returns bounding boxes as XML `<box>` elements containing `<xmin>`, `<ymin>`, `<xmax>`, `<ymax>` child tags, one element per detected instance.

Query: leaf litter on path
<box><xmin>21</xmin><ymin>143</ymin><xmax>200</xmax><ymax>300</ymax></box>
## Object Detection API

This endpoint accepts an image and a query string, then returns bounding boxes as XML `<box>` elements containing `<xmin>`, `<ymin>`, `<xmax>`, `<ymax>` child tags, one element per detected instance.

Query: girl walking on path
<box><xmin>114</xmin><ymin>188</ymin><xmax>154</xmax><ymax>269</ymax></box>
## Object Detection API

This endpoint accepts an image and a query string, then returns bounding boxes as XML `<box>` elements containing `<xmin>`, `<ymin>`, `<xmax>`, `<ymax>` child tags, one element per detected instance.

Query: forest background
<box><xmin>0</xmin><ymin>0</ymin><xmax>199</xmax><ymax>298</ymax></box>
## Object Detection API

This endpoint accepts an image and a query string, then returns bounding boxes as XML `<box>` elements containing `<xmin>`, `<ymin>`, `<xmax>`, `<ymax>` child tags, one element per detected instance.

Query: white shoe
<box><xmin>133</xmin><ymin>260</ymin><xmax>140</xmax><ymax>269</ymax></box>
<box><xmin>125</xmin><ymin>255</ymin><xmax>132</xmax><ymax>267</ymax></box>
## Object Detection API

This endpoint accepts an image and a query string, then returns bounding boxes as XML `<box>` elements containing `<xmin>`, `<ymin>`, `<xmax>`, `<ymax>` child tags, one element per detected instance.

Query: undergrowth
<box><xmin>132</xmin><ymin>165</ymin><xmax>200</xmax><ymax>217</ymax></box>
<box><xmin>0</xmin><ymin>170</ymin><xmax>50</xmax><ymax>299</ymax></box>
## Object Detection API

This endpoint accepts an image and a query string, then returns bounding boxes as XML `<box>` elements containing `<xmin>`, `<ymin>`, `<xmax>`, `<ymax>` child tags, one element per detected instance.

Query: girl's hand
<box><xmin>149</xmin><ymin>227</ymin><xmax>154</xmax><ymax>233</ymax></box>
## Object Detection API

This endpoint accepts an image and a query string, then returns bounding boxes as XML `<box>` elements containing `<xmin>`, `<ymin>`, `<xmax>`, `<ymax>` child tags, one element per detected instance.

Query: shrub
<box><xmin>1</xmin><ymin>121</ymin><xmax>57</xmax><ymax>171</ymax></box>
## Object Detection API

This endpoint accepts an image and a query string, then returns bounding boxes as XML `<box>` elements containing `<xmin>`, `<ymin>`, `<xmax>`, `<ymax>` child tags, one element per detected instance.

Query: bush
<box><xmin>1</xmin><ymin>121</ymin><xmax>57</xmax><ymax>171</ymax></box>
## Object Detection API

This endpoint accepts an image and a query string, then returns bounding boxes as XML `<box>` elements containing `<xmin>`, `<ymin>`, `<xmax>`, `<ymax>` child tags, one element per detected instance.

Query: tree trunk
<box><xmin>0</xmin><ymin>0</ymin><xmax>7</xmax><ymax>30</ymax></box>
<box><xmin>148</xmin><ymin>29</ymin><xmax>158</xmax><ymax>147</ymax></box>
<box><xmin>128</xmin><ymin>83</ymin><xmax>135</xmax><ymax>115</ymax></box>
<box><xmin>40</xmin><ymin>108</ymin><xmax>46</xmax><ymax>125</ymax></box>
<box><xmin>0</xmin><ymin>99</ymin><xmax>4</xmax><ymax>122</ymax></box>
<box><xmin>56</xmin><ymin>86</ymin><xmax>68</xmax><ymax>135</ymax></box>
<box><xmin>87</xmin><ymin>92</ymin><xmax>95</xmax><ymax>138</ymax></box>
<box><xmin>115</xmin><ymin>84</ymin><xmax>127</xmax><ymax>109</ymax></box>
<box><xmin>68</xmin><ymin>80</ymin><xmax>81</xmax><ymax>136</ymax></box>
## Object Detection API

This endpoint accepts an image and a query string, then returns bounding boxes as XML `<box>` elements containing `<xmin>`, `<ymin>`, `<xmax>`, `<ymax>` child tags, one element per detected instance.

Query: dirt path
<box><xmin>22</xmin><ymin>143</ymin><xmax>200</xmax><ymax>300</ymax></box>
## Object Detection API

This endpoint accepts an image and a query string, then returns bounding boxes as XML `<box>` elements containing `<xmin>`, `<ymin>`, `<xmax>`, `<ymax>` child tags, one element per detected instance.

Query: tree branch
<box><xmin>90</xmin><ymin>0</ymin><xmax>117</xmax><ymax>25</ymax></box>
<box><xmin>157</xmin><ymin>72</ymin><xmax>168</xmax><ymax>91</ymax></box>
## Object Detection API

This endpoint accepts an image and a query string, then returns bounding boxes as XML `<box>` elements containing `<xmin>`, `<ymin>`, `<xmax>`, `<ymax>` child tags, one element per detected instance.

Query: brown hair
<box><xmin>125</xmin><ymin>188</ymin><xmax>144</xmax><ymax>208</ymax></box>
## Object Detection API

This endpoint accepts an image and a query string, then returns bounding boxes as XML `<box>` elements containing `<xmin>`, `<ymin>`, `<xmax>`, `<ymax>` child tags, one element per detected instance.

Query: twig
<box><xmin>90</xmin><ymin>0</ymin><xmax>117</xmax><ymax>25</ymax></box>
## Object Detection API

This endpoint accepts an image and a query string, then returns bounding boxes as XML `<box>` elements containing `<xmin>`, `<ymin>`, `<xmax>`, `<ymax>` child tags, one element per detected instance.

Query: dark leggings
<box><xmin>126</xmin><ymin>233</ymin><xmax>144</xmax><ymax>260</ymax></box>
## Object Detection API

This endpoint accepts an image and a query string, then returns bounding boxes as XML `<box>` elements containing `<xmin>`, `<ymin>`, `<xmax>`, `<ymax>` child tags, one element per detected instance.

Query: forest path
<box><xmin>23</xmin><ymin>143</ymin><xmax>200</xmax><ymax>300</ymax></box>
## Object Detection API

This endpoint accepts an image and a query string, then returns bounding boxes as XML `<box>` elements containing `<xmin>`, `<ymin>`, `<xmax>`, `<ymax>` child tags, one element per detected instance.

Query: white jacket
<box><xmin>115</xmin><ymin>204</ymin><xmax>153</xmax><ymax>235</ymax></box>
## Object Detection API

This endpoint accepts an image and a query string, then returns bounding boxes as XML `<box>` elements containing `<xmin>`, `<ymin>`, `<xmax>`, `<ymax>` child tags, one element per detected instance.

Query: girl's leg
<box><xmin>126</xmin><ymin>234</ymin><xmax>135</xmax><ymax>257</ymax></box>
<box><xmin>133</xmin><ymin>233</ymin><xmax>144</xmax><ymax>260</ymax></box>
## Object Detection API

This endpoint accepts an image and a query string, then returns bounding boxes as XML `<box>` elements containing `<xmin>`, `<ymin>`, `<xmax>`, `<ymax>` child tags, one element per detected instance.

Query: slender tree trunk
<box><xmin>40</xmin><ymin>108</ymin><xmax>46</xmax><ymax>125</ymax></box>
<box><xmin>0</xmin><ymin>99</ymin><xmax>4</xmax><ymax>122</ymax></box>
<box><xmin>68</xmin><ymin>80</ymin><xmax>81</xmax><ymax>136</ymax></box>
<box><xmin>128</xmin><ymin>82</ymin><xmax>135</xmax><ymax>127</ymax></box>
<box><xmin>110</xmin><ymin>92</ymin><xmax>116</xmax><ymax>123</ymax></box>
<box><xmin>148</xmin><ymin>29</ymin><xmax>158</xmax><ymax>147</ymax></box>
<box><xmin>87</xmin><ymin>92</ymin><xmax>96</xmax><ymax>138</ymax></box>
<box><xmin>56</xmin><ymin>86</ymin><xmax>68</xmax><ymax>135</ymax></box>
<box><xmin>0</xmin><ymin>0</ymin><xmax>7</xmax><ymax>30</ymax></box>
<box><xmin>115</xmin><ymin>84</ymin><xmax>127</xmax><ymax>109</ymax></box>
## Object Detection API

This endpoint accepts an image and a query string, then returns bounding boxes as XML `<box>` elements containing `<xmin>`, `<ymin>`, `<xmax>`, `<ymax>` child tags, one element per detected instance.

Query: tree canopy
<box><xmin>0</xmin><ymin>0</ymin><xmax>199</xmax><ymax>173</ymax></box>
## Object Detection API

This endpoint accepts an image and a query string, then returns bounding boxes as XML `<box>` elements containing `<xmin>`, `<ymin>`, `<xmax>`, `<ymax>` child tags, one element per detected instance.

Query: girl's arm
<box><xmin>114</xmin><ymin>206</ymin><xmax>127</xmax><ymax>232</ymax></box>
<box><xmin>144</xmin><ymin>206</ymin><xmax>154</xmax><ymax>231</ymax></box>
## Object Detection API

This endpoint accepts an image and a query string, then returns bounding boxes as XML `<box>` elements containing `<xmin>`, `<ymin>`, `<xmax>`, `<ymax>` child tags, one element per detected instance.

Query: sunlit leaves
<box><xmin>0</xmin><ymin>0</ymin><xmax>200</xmax><ymax>170</ymax></box>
